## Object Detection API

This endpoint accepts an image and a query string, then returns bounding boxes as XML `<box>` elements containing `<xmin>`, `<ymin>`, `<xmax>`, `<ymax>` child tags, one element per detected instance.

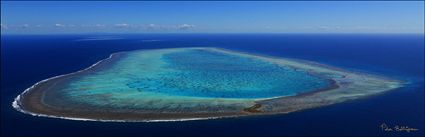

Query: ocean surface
<box><xmin>1</xmin><ymin>34</ymin><xmax>424</xmax><ymax>137</ymax></box>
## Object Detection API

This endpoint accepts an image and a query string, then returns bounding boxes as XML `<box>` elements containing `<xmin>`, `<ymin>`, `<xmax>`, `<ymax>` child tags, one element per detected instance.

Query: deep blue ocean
<box><xmin>1</xmin><ymin>34</ymin><xmax>424</xmax><ymax>137</ymax></box>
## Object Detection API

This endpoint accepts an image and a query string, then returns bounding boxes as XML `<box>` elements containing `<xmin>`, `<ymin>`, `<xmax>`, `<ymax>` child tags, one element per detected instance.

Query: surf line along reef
<box><xmin>13</xmin><ymin>47</ymin><xmax>402</xmax><ymax>122</ymax></box>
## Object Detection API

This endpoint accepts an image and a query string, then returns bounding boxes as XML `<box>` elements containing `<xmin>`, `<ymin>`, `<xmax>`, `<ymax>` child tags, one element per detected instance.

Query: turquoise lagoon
<box><xmin>14</xmin><ymin>47</ymin><xmax>401</xmax><ymax>121</ymax></box>
<box><xmin>48</xmin><ymin>48</ymin><xmax>331</xmax><ymax>110</ymax></box>
<box><xmin>68</xmin><ymin>49</ymin><xmax>330</xmax><ymax>98</ymax></box>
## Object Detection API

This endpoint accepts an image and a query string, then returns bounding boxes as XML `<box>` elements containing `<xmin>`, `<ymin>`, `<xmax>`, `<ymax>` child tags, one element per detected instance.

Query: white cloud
<box><xmin>147</xmin><ymin>24</ymin><xmax>156</xmax><ymax>29</ymax></box>
<box><xmin>95</xmin><ymin>24</ymin><xmax>106</xmax><ymax>27</ymax></box>
<box><xmin>55</xmin><ymin>23</ymin><xmax>66</xmax><ymax>27</ymax></box>
<box><xmin>318</xmin><ymin>26</ymin><xmax>330</xmax><ymax>30</ymax></box>
<box><xmin>178</xmin><ymin>24</ymin><xmax>195</xmax><ymax>30</ymax></box>
<box><xmin>115</xmin><ymin>23</ymin><xmax>129</xmax><ymax>28</ymax></box>
<box><xmin>335</xmin><ymin>26</ymin><xmax>341</xmax><ymax>30</ymax></box>
<box><xmin>0</xmin><ymin>24</ymin><xmax>7</xmax><ymax>29</ymax></box>
<box><xmin>22</xmin><ymin>24</ymin><xmax>29</xmax><ymax>28</ymax></box>
<box><xmin>0</xmin><ymin>23</ymin><xmax>197</xmax><ymax>32</ymax></box>
<box><xmin>317</xmin><ymin>26</ymin><xmax>344</xmax><ymax>31</ymax></box>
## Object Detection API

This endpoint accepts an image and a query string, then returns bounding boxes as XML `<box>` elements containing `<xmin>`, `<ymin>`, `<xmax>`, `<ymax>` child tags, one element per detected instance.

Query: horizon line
<box><xmin>1</xmin><ymin>32</ymin><xmax>424</xmax><ymax>36</ymax></box>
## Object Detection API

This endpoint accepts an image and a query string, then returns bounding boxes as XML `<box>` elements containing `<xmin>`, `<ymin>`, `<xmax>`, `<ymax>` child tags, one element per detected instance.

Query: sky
<box><xmin>1</xmin><ymin>1</ymin><xmax>424</xmax><ymax>34</ymax></box>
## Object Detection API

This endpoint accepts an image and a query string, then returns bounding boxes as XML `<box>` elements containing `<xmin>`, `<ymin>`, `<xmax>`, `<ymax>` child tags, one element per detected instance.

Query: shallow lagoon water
<box><xmin>63</xmin><ymin>48</ymin><xmax>330</xmax><ymax>103</ymax></box>
<box><xmin>19</xmin><ymin>47</ymin><xmax>337</xmax><ymax>116</ymax></box>
<box><xmin>1</xmin><ymin>34</ymin><xmax>423</xmax><ymax>137</ymax></box>
<box><xmin>14</xmin><ymin>46</ymin><xmax>401</xmax><ymax>121</ymax></box>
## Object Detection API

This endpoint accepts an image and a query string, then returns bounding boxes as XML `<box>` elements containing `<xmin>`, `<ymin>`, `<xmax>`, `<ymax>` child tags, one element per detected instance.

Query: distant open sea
<box><xmin>1</xmin><ymin>34</ymin><xmax>424</xmax><ymax>137</ymax></box>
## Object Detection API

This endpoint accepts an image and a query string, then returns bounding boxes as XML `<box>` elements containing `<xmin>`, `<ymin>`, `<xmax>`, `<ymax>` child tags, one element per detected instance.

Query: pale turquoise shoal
<box><xmin>48</xmin><ymin>48</ymin><xmax>334</xmax><ymax>111</ymax></box>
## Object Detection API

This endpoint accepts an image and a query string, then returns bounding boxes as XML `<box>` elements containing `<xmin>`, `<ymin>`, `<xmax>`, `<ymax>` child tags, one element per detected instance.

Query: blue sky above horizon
<box><xmin>1</xmin><ymin>1</ymin><xmax>424</xmax><ymax>34</ymax></box>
